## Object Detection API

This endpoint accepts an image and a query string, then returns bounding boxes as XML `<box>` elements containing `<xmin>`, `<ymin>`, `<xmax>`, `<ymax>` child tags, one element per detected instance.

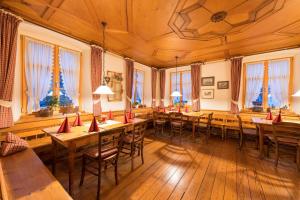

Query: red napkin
<box><xmin>128</xmin><ymin>109</ymin><xmax>132</xmax><ymax>119</ymax></box>
<box><xmin>108</xmin><ymin>110</ymin><xmax>113</xmax><ymax>120</ymax></box>
<box><xmin>163</xmin><ymin>107</ymin><xmax>166</xmax><ymax>113</ymax></box>
<box><xmin>89</xmin><ymin>116</ymin><xmax>99</xmax><ymax>132</ymax></box>
<box><xmin>185</xmin><ymin>105</ymin><xmax>189</xmax><ymax>113</ymax></box>
<box><xmin>266</xmin><ymin>111</ymin><xmax>273</xmax><ymax>120</ymax></box>
<box><xmin>273</xmin><ymin>110</ymin><xmax>282</xmax><ymax>123</ymax></box>
<box><xmin>178</xmin><ymin>106</ymin><xmax>181</xmax><ymax>113</ymax></box>
<box><xmin>123</xmin><ymin>112</ymin><xmax>129</xmax><ymax>124</ymax></box>
<box><xmin>57</xmin><ymin>117</ymin><xmax>71</xmax><ymax>133</ymax></box>
<box><xmin>73</xmin><ymin>113</ymin><xmax>83</xmax><ymax>126</ymax></box>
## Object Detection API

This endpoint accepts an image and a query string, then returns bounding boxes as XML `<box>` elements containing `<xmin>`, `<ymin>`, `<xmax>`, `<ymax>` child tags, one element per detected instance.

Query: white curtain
<box><xmin>59</xmin><ymin>48</ymin><xmax>80</xmax><ymax>106</ymax></box>
<box><xmin>245</xmin><ymin>63</ymin><xmax>264</xmax><ymax>108</ymax></box>
<box><xmin>182</xmin><ymin>71</ymin><xmax>191</xmax><ymax>103</ymax></box>
<box><xmin>268</xmin><ymin>59</ymin><xmax>290</xmax><ymax>108</ymax></box>
<box><xmin>171</xmin><ymin>72</ymin><xmax>180</xmax><ymax>104</ymax></box>
<box><xmin>25</xmin><ymin>39</ymin><xmax>54</xmax><ymax>113</ymax></box>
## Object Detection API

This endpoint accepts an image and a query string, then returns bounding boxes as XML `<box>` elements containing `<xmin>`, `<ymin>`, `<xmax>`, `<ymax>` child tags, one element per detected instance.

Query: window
<box><xmin>170</xmin><ymin>71</ymin><xmax>191</xmax><ymax>105</ymax></box>
<box><xmin>22</xmin><ymin>36</ymin><xmax>81</xmax><ymax>113</ymax></box>
<box><xmin>132</xmin><ymin>69</ymin><xmax>144</xmax><ymax>104</ymax></box>
<box><xmin>243</xmin><ymin>58</ymin><xmax>293</xmax><ymax>110</ymax></box>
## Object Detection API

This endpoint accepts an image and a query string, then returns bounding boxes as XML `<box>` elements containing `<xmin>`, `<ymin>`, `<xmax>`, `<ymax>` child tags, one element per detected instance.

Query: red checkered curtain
<box><xmin>159</xmin><ymin>70</ymin><xmax>166</xmax><ymax>107</ymax></box>
<box><xmin>231</xmin><ymin>57</ymin><xmax>243</xmax><ymax>113</ymax></box>
<box><xmin>151</xmin><ymin>68</ymin><xmax>157</xmax><ymax>107</ymax></box>
<box><xmin>125</xmin><ymin>58</ymin><xmax>134</xmax><ymax>111</ymax></box>
<box><xmin>91</xmin><ymin>45</ymin><xmax>102</xmax><ymax>116</ymax></box>
<box><xmin>191</xmin><ymin>63</ymin><xmax>201</xmax><ymax>111</ymax></box>
<box><xmin>0</xmin><ymin>10</ymin><xmax>22</xmax><ymax>128</ymax></box>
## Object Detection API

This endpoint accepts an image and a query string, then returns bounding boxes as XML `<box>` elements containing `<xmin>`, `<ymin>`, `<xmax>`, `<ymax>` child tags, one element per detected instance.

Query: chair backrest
<box><xmin>98</xmin><ymin>127</ymin><xmax>125</xmax><ymax>156</ymax></box>
<box><xmin>170</xmin><ymin>112</ymin><xmax>183</xmax><ymax>122</ymax></box>
<box><xmin>272</xmin><ymin>122</ymin><xmax>300</xmax><ymax>140</ymax></box>
<box><xmin>207</xmin><ymin>113</ymin><xmax>213</xmax><ymax>127</ymax></box>
<box><xmin>237</xmin><ymin>114</ymin><xmax>243</xmax><ymax>134</ymax></box>
<box><xmin>132</xmin><ymin>122</ymin><xmax>147</xmax><ymax>141</ymax></box>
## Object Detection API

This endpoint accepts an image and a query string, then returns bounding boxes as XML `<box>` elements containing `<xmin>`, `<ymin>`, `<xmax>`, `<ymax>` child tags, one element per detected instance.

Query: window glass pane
<box><xmin>268</xmin><ymin>59</ymin><xmax>290</xmax><ymax>108</ymax></box>
<box><xmin>171</xmin><ymin>72</ymin><xmax>180</xmax><ymax>105</ymax></box>
<box><xmin>132</xmin><ymin>70</ymin><xmax>144</xmax><ymax>104</ymax></box>
<box><xmin>182</xmin><ymin>71</ymin><xmax>191</xmax><ymax>104</ymax></box>
<box><xmin>245</xmin><ymin>63</ymin><xmax>264</xmax><ymax>108</ymax></box>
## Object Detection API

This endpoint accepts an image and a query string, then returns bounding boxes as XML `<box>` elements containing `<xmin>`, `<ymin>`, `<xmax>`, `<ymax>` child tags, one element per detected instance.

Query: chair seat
<box><xmin>171</xmin><ymin>121</ymin><xmax>182</xmax><ymax>127</ymax></box>
<box><xmin>267</xmin><ymin>135</ymin><xmax>299</xmax><ymax>146</ymax></box>
<box><xmin>123</xmin><ymin>134</ymin><xmax>142</xmax><ymax>143</ymax></box>
<box><xmin>84</xmin><ymin>147</ymin><xmax>118</xmax><ymax>159</ymax></box>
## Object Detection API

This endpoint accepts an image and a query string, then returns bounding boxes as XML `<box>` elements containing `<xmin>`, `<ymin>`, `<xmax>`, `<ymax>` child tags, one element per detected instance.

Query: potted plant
<box><xmin>39</xmin><ymin>96</ymin><xmax>59</xmax><ymax>117</ymax></box>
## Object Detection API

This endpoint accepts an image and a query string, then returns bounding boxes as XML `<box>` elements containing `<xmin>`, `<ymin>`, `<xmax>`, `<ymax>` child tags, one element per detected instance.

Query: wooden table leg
<box><xmin>68</xmin><ymin>142</ymin><xmax>76</xmax><ymax>197</ymax></box>
<box><xmin>259</xmin><ymin>125</ymin><xmax>265</xmax><ymax>159</ymax></box>
<box><xmin>192</xmin><ymin>118</ymin><xmax>195</xmax><ymax>140</ymax></box>
<box><xmin>52</xmin><ymin>139</ymin><xmax>57</xmax><ymax>175</ymax></box>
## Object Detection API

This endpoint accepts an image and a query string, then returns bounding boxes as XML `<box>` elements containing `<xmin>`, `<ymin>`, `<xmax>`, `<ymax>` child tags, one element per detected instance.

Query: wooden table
<box><xmin>252</xmin><ymin>117</ymin><xmax>300</xmax><ymax>158</ymax></box>
<box><xmin>43</xmin><ymin>118</ymin><xmax>146</xmax><ymax>197</ymax></box>
<box><xmin>0</xmin><ymin>149</ymin><xmax>71</xmax><ymax>200</ymax></box>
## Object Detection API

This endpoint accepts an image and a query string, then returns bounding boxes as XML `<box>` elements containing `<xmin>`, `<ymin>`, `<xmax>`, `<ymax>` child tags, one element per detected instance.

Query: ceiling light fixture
<box><xmin>292</xmin><ymin>90</ymin><xmax>300</xmax><ymax>97</ymax></box>
<box><xmin>171</xmin><ymin>56</ymin><xmax>182</xmax><ymax>97</ymax></box>
<box><xmin>93</xmin><ymin>21</ymin><xmax>114</xmax><ymax>95</ymax></box>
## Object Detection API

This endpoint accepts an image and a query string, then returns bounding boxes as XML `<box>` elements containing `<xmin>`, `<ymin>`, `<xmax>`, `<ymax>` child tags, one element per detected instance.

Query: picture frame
<box><xmin>201</xmin><ymin>89</ymin><xmax>214</xmax><ymax>99</ymax></box>
<box><xmin>217</xmin><ymin>81</ymin><xmax>229</xmax><ymax>89</ymax></box>
<box><xmin>107</xmin><ymin>71</ymin><xmax>123</xmax><ymax>102</ymax></box>
<box><xmin>201</xmin><ymin>76</ymin><xmax>215</xmax><ymax>86</ymax></box>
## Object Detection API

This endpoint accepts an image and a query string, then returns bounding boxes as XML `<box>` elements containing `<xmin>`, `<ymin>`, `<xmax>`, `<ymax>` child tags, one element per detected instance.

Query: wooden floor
<box><xmin>52</xmin><ymin>130</ymin><xmax>300</xmax><ymax>200</ymax></box>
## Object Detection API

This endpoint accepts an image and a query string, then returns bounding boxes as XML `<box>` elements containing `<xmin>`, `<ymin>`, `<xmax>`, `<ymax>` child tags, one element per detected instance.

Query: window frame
<box><xmin>21</xmin><ymin>35</ymin><xmax>83</xmax><ymax>114</ymax></box>
<box><xmin>132</xmin><ymin>69</ymin><xmax>145</xmax><ymax>104</ymax></box>
<box><xmin>169</xmin><ymin>70</ymin><xmax>191</xmax><ymax>104</ymax></box>
<box><xmin>242</xmin><ymin>57</ymin><xmax>294</xmax><ymax>111</ymax></box>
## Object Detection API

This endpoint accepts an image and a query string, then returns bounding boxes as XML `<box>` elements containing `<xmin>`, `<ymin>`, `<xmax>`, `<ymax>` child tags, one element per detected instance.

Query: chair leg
<box><xmin>239</xmin><ymin>132</ymin><xmax>243</xmax><ymax>150</ymax></box>
<box><xmin>114</xmin><ymin>161</ymin><xmax>118</xmax><ymax>185</ymax></box>
<box><xmin>97</xmin><ymin>160</ymin><xmax>101</xmax><ymax>200</ymax></box>
<box><xmin>275</xmin><ymin>142</ymin><xmax>279</xmax><ymax>167</ymax></box>
<box><xmin>297</xmin><ymin>146</ymin><xmax>300</xmax><ymax>171</ymax></box>
<box><xmin>79</xmin><ymin>156</ymin><xmax>86</xmax><ymax>186</ymax></box>
<box><xmin>141</xmin><ymin>143</ymin><xmax>144</xmax><ymax>164</ymax></box>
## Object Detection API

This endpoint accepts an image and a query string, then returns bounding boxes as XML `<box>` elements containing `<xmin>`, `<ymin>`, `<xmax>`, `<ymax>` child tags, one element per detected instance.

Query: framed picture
<box><xmin>201</xmin><ymin>76</ymin><xmax>215</xmax><ymax>86</ymax></box>
<box><xmin>107</xmin><ymin>71</ymin><xmax>123</xmax><ymax>102</ymax></box>
<box><xmin>217</xmin><ymin>81</ymin><xmax>229</xmax><ymax>89</ymax></box>
<box><xmin>201</xmin><ymin>89</ymin><xmax>214</xmax><ymax>99</ymax></box>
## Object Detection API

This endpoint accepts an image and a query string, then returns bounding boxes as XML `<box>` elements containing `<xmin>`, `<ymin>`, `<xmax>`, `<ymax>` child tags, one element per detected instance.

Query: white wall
<box><xmin>13</xmin><ymin>22</ymin><xmax>153</xmax><ymax>121</ymax></box>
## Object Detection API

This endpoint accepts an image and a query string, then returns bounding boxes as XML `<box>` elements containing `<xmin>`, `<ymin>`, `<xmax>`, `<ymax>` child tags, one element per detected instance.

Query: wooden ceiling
<box><xmin>2</xmin><ymin>0</ymin><xmax>300</xmax><ymax>67</ymax></box>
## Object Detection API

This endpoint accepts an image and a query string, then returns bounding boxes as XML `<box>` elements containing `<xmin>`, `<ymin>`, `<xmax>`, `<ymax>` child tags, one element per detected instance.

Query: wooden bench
<box><xmin>0</xmin><ymin>149</ymin><xmax>71</xmax><ymax>200</ymax></box>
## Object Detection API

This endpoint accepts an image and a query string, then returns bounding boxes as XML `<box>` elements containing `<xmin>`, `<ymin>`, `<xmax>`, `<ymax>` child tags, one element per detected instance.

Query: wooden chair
<box><xmin>79</xmin><ymin>127</ymin><xmax>125</xmax><ymax>199</ymax></box>
<box><xmin>267</xmin><ymin>122</ymin><xmax>300</xmax><ymax>170</ymax></box>
<box><xmin>121</xmin><ymin>122</ymin><xmax>147</xmax><ymax>165</ymax></box>
<box><xmin>211</xmin><ymin>114</ymin><xmax>225</xmax><ymax>140</ymax></box>
<box><xmin>153</xmin><ymin>111</ymin><xmax>168</xmax><ymax>136</ymax></box>
<box><xmin>237</xmin><ymin>115</ymin><xmax>258</xmax><ymax>150</ymax></box>
<box><xmin>169</xmin><ymin>112</ymin><xmax>184</xmax><ymax>140</ymax></box>
<box><xmin>195</xmin><ymin>113</ymin><xmax>213</xmax><ymax>142</ymax></box>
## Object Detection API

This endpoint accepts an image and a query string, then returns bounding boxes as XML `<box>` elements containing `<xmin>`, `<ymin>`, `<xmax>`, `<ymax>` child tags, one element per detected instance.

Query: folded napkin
<box><xmin>73</xmin><ymin>113</ymin><xmax>83</xmax><ymax>126</ymax></box>
<box><xmin>89</xmin><ymin>116</ymin><xmax>100</xmax><ymax>132</ymax></box>
<box><xmin>185</xmin><ymin>105</ymin><xmax>189</xmax><ymax>113</ymax></box>
<box><xmin>178</xmin><ymin>106</ymin><xmax>181</xmax><ymax>113</ymax></box>
<box><xmin>57</xmin><ymin>117</ymin><xmax>71</xmax><ymax>133</ymax></box>
<box><xmin>273</xmin><ymin>110</ymin><xmax>282</xmax><ymax>123</ymax></box>
<box><xmin>108</xmin><ymin>110</ymin><xmax>114</xmax><ymax>120</ymax></box>
<box><xmin>128</xmin><ymin>110</ymin><xmax>133</xmax><ymax>119</ymax></box>
<box><xmin>266</xmin><ymin>111</ymin><xmax>273</xmax><ymax>120</ymax></box>
<box><xmin>163</xmin><ymin>107</ymin><xmax>166</xmax><ymax>113</ymax></box>
<box><xmin>1</xmin><ymin>133</ymin><xmax>29</xmax><ymax>156</ymax></box>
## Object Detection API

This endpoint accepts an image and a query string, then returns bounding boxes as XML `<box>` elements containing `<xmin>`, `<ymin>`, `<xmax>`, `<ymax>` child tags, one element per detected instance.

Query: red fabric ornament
<box><xmin>185</xmin><ymin>105</ymin><xmax>189</xmax><ymax>113</ymax></box>
<box><xmin>163</xmin><ymin>107</ymin><xmax>166</xmax><ymax>113</ymax></box>
<box><xmin>57</xmin><ymin>117</ymin><xmax>71</xmax><ymax>133</ymax></box>
<box><xmin>73</xmin><ymin>113</ymin><xmax>83</xmax><ymax>126</ymax></box>
<box><xmin>88</xmin><ymin>116</ymin><xmax>100</xmax><ymax>132</ymax></box>
<box><xmin>178</xmin><ymin>106</ymin><xmax>181</xmax><ymax>113</ymax></box>
<box><xmin>123</xmin><ymin>112</ymin><xmax>129</xmax><ymax>124</ymax></box>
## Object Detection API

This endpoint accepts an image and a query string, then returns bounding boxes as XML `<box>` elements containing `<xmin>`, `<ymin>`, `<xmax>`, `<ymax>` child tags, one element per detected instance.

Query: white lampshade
<box><xmin>171</xmin><ymin>90</ymin><xmax>182</xmax><ymax>97</ymax></box>
<box><xmin>93</xmin><ymin>85</ymin><xmax>114</xmax><ymax>95</ymax></box>
<box><xmin>292</xmin><ymin>90</ymin><xmax>300</xmax><ymax>97</ymax></box>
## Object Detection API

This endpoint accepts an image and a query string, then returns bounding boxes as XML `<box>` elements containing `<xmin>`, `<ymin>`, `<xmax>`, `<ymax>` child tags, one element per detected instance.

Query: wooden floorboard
<box><xmin>50</xmin><ymin>130</ymin><xmax>300</xmax><ymax>200</ymax></box>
